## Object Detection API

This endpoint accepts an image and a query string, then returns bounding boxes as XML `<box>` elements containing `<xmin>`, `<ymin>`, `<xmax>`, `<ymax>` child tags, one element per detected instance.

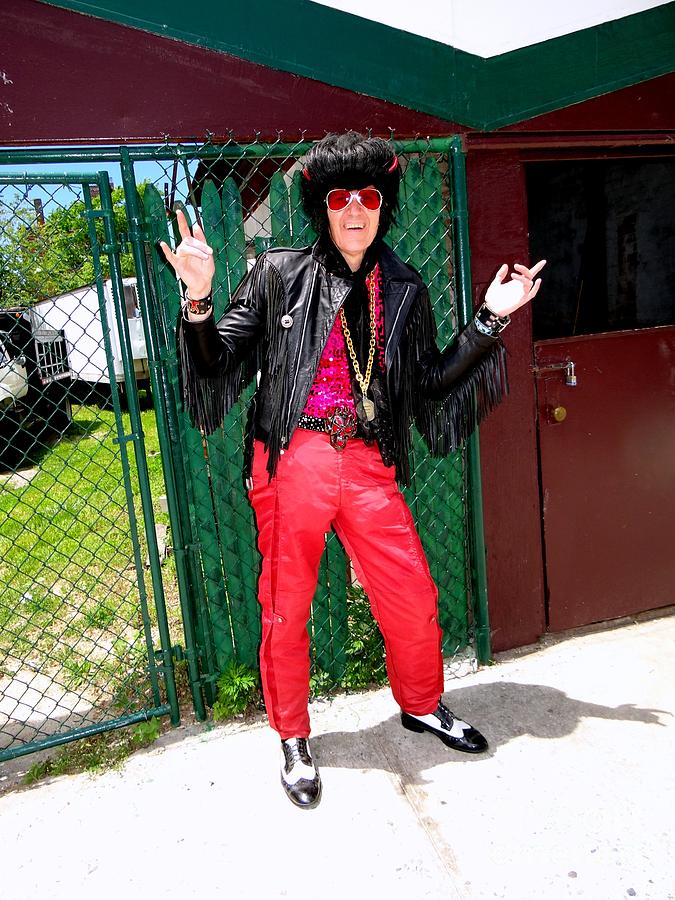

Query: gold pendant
<box><xmin>361</xmin><ymin>395</ymin><xmax>375</xmax><ymax>421</ymax></box>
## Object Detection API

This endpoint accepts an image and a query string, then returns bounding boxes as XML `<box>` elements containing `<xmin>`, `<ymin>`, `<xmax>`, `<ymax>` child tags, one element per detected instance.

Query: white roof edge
<box><xmin>308</xmin><ymin>0</ymin><xmax>672</xmax><ymax>58</ymax></box>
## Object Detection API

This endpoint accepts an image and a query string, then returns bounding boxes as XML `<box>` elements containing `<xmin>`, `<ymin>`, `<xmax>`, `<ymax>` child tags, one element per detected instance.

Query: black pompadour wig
<box><xmin>300</xmin><ymin>132</ymin><xmax>400</xmax><ymax>240</ymax></box>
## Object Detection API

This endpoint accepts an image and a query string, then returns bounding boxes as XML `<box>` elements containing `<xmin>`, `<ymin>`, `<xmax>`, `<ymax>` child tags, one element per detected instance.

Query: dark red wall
<box><xmin>466</xmin><ymin>152</ymin><xmax>546</xmax><ymax>651</ymax></box>
<box><xmin>464</xmin><ymin>74</ymin><xmax>675</xmax><ymax>650</ymax></box>
<box><xmin>1</xmin><ymin>0</ymin><xmax>459</xmax><ymax>143</ymax></box>
<box><xmin>4</xmin><ymin>0</ymin><xmax>673</xmax><ymax>145</ymax></box>
<box><xmin>501</xmin><ymin>72</ymin><xmax>675</xmax><ymax>134</ymax></box>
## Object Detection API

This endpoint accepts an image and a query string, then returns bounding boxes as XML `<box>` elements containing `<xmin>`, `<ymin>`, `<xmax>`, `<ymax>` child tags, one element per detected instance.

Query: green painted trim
<box><xmin>37</xmin><ymin>1</ymin><xmax>675</xmax><ymax>129</ymax></box>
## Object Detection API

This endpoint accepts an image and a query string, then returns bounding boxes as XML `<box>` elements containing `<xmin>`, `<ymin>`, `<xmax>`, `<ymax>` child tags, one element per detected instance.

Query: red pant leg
<box><xmin>249</xmin><ymin>433</ymin><xmax>338</xmax><ymax>738</ymax></box>
<box><xmin>333</xmin><ymin>440</ymin><xmax>443</xmax><ymax>715</ymax></box>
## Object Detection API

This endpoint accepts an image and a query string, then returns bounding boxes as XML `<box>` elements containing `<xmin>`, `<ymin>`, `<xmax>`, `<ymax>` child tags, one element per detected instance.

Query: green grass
<box><xmin>0</xmin><ymin>400</ymin><xmax>179</xmax><ymax>715</ymax></box>
<box><xmin>212</xmin><ymin>660</ymin><xmax>260</xmax><ymax>721</ymax></box>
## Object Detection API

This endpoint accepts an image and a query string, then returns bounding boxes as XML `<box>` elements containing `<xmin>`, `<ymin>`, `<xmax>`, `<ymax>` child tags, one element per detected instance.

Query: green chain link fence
<box><xmin>0</xmin><ymin>136</ymin><xmax>489</xmax><ymax>760</ymax></box>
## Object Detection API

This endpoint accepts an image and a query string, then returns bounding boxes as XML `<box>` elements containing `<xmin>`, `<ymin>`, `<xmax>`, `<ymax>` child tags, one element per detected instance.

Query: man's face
<box><xmin>326</xmin><ymin>186</ymin><xmax>381</xmax><ymax>271</ymax></box>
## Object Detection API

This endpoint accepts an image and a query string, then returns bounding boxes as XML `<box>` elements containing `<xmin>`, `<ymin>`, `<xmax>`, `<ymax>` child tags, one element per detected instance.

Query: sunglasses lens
<box><xmin>358</xmin><ymin>189</ymin><xmax>381</xmax><ymax>210</ymax></box>
<box><xmin>326</xmin><ymin>190</ymin><xmax>351</xmax><ymax>211</ymax></box>
<box><xmin>326</xmin><ymin>189</ymin><xmax>382</xmax><ymax>211</ymax></box>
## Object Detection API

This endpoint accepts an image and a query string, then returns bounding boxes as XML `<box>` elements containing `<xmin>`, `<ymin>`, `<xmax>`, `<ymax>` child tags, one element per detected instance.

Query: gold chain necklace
<box><xmin>340</xmin><ymin>267</ymin><xmax>377</xmax><ymax>421</ymax></box>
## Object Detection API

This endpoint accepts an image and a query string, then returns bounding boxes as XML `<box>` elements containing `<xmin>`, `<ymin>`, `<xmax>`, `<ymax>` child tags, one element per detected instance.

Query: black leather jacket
<box><xmin>178</xmin><ymin>239</ymin><xmax>507</xmax><ymax>485</ymax></box>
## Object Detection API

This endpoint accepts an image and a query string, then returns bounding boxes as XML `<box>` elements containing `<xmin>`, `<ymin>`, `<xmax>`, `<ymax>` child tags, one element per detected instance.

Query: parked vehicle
<box><xmin>0</xmin><ymin>308</ymin><xmax>72</xmax><ymax>468</ymax></box>
<box><xmin>30</xmin><ymin>278</ymin><xmax>150</xmax><ymax>393</ymax></box>
<box><xmin>0</xmin><ymin>330</ymin><xmax>29</xmax><ymax>408</ymax></box>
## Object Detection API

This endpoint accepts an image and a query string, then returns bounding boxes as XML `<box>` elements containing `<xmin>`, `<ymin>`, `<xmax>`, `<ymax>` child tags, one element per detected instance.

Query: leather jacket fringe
<box><xmin>177</xmin><ymin>240</ymin><xmax>507</xmax><ymax>486</ymax></box>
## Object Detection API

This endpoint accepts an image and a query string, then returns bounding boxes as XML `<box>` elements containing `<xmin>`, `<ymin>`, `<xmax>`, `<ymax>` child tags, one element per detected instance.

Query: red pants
<box><xmin>248</xmin><ymin>430</ymin><xmax>444</xmax><ymax>738</ymax></box>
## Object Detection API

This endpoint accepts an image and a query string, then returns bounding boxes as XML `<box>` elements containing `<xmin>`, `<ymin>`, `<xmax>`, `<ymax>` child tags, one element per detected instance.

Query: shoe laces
<box><xmin>282</xmin><ymin>737</ymin><xmax>312</xmax><ymax>771</ymax></box>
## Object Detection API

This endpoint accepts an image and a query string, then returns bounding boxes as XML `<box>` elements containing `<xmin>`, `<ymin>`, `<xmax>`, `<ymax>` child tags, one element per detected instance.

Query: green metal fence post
<box><xmin>450</xmin><ymin>140</ymin><xmax>492</xmax><ymax>665</ymax></box>
<box><xmin>88</xmin><ymin>183</ymin><xmax>168</xmax><ymax>712</ymax></box>
<box><xmin>100</xmin><ymin>167</ymin><xmax>181</xmax><ymax>724</ymax></box>
<box><xmin>140</xmin><ymin>180</ymin><xmax>217</xmax><ymax>713</ymax></box>
<box><xmin>118</xmin><ymin>151</ymin><xmax>210</xmax><ymax>720</ymax></box>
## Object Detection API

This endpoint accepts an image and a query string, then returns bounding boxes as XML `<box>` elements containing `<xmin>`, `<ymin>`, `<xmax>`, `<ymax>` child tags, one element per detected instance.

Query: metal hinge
<box><xmin>153</xmin><ymin>645</ymin><xmax>186</xmax><ymax>663</ymax></box>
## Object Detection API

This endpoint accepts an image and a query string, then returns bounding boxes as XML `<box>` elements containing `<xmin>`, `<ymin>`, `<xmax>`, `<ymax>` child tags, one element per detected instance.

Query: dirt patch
<box><xmin>0</xmin><ymin>669</ymin><xmax>95</xmax><ymax>751</ymax></box>
<box><xmin>0</xmin><ymin>467</ymin><xmax>39</xmax><ymax>487</ymax></box>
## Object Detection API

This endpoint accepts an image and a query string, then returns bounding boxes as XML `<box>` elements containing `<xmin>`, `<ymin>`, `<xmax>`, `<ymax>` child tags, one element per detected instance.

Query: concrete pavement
<box><xmin>1</xmin><ymin>611</ymin><xmax>673</xmax><ymax>900</ymax></box>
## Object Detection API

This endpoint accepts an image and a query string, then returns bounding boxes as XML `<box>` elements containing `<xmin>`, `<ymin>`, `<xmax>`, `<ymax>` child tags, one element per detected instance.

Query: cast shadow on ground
<box><xmin>310</xmin><ymin>680</ymin><xmax>671</xmax><ymax>786</ymax></box>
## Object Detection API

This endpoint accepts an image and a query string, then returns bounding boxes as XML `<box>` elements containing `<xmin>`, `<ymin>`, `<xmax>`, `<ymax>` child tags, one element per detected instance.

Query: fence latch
<box><xmin>533</xmin><ymin>360</ymin><xmax>578</xmax><ymax>386</ymax></box>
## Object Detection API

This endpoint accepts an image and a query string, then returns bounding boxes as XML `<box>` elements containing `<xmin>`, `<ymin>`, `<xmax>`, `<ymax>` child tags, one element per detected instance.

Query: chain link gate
<box><xmin>123</xmin><ymin>136</ymin><xmax>490</xmax><ymax>713</ymax></box>
<box><xmin>0</xmin><ymin>170</ymin><xmax>179</xmax><ymax>762</ymax></box>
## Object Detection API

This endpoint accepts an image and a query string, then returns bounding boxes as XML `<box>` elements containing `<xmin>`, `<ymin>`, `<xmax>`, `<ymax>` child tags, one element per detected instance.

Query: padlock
<box><xmin>565</xmin><ymin>361</ymin><xmax>577</xmax><ymax>387</ymax></box>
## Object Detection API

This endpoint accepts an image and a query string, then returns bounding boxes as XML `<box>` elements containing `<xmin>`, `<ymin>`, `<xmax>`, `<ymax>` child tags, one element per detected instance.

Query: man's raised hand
<box><xmin>159</xmin><ymin>208</ymin><xmax>215</xmax><ymax>300</ymax></box>
<box><xmin>484</xmin><ymin>259</ymin><xmax>546</xmax><ymax>318</ymax></box>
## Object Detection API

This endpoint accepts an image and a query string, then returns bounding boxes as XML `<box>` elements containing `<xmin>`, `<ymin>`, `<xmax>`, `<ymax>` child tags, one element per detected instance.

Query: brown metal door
<box><xmin>534</xmin><ymin>326</ymin><xmax>675</xmax><ymax>631</ymax></box>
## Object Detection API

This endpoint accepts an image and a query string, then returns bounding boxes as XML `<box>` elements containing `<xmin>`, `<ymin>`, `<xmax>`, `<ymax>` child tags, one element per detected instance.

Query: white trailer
<box><xmin>30</xmin><ymin>278</ymin><xmax>149</xmax><ymax>387</ymax></box>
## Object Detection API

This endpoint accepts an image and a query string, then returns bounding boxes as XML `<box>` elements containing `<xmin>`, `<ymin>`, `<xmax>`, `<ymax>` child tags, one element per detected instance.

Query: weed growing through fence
<box><xmin>211</xmin><ymin>586</ymin><xmax>388</xmax><ymax>721</ymax></box>
<box><xmin>309</xmin><ymin>585</ymin><xmax>388</xmax><ymax>698</ymax></box>
<box><xmin>212</xmin><ymin>660</ymin><xmax>260</xmax><ymax>721</ymax></box>
<box><xmin>342</xmin><ymin>585</ymin><xmax>388</xmax><ymax>690</ymax></box>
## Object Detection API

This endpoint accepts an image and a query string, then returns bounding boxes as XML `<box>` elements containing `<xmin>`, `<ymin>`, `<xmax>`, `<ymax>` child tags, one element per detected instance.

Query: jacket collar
<box><xmin>378</xmin><ymin>241</ymin><xmax>421</xmax><ymax>286</ymax></box>
<box><xmin>311</xmin><ymin>233</ymin><xmax>381</xmax><ymax>281</ymax></box>
<box><xmin>378</xmin><ymin>243</ymin><xmax>422</xmax><ymax>368</ymax></box>
<box><xmin>310</xmin><ymin>237</ymin><xmax>421</xmax><ymax>370</ymax></box>
<box><xmin>311</xmin><ymin>236</ymin><xmax>418</xmax><ymax>285</ymax></box>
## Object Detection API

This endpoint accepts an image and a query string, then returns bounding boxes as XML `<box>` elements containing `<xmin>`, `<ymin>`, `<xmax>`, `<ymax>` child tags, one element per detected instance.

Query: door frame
<box><xmin>465</xmin><ymin>134</ymin><xmax>675</xmax><ymax>652</ymax></box>
<box><xmin>523</xmin><ymin>142</ymin><xmax>675</xmax><ymax>632</ymax></box>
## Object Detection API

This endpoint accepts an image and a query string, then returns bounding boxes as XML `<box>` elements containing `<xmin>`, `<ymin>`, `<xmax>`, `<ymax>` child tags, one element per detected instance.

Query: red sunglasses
<box><xmin>325</xmin><ymin>188</ymin><xmax>383</xmax><ymax>212</ymax></box>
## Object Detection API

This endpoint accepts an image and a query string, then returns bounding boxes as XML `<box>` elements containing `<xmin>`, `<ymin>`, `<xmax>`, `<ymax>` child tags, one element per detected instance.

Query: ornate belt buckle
<box><xmin>324</xmin><ymin>406</ymin><xmax>358</xmax><ymax>450</ymax></box>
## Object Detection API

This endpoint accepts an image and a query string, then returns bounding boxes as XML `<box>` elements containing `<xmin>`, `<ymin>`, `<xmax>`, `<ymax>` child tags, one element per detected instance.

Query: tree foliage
<box><xmin>0</xmin><ymin>185</ymin><xmax>144</xmax><ymax>310</ymax></box>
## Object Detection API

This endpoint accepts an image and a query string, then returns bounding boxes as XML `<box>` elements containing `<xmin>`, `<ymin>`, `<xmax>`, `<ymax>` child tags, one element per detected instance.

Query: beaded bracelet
<box><xmin>474</xmin><ymin>302</ymin><xmax>510</xmax><ymax>336</ymax></box>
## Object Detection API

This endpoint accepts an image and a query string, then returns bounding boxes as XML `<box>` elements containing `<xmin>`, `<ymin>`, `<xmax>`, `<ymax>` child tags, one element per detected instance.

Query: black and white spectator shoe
<box><xmin>280</xmin><ymin>737</ymin><xmax>322</xmax><ymax>809</ymax></box>
<box><xmin>401</xmin><ymin>700</ymin><xmax>489</xmax><ymax>753</ymax></box>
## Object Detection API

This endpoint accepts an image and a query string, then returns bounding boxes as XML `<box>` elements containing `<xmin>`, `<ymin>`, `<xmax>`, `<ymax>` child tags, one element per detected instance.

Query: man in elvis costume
<box><xmin>162</xmin><ymin>132</ymin><xmax>545</xmax><ymax>810</ymax></box>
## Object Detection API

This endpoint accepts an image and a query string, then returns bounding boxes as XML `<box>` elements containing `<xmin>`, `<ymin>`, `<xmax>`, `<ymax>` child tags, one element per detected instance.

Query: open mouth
<box><xmin>345</xmin><ymin>224</ymin><xmax>365</xmax><ymax>230</ymax></box>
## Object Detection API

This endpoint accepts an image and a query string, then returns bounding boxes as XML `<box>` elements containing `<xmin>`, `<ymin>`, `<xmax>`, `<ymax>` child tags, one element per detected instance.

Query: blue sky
<box><xmin>1</xmin><ymin>158</ymin><xmax>199</xmax><ymax>218</ymax></box>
